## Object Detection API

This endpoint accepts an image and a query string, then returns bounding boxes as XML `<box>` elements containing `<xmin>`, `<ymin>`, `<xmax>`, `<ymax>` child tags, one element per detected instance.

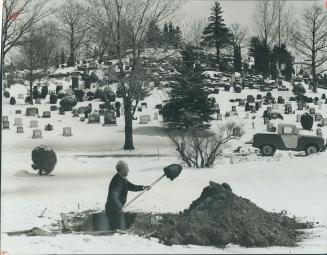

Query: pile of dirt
<box><xmin>129</xmin><ymin>182</ymin><xmax>312</xmax><ymax>247</ymax></box>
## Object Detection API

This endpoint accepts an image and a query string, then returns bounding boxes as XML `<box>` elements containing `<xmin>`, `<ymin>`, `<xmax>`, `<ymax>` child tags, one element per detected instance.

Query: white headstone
<box><xmin>18</xmin><ymin>94</ymin><xmax>24</xmax><ymax>99</ymax></box>
<box><xmin>154</xmin><ymin>112</ymin><xmax>159</xmax><ymax>120</ymax></box>
<box><xmin>272</xmin><ymin>104</ymin><xmax>279</xmax><ymax>110</ymax></box>
<box><xmin>32</xmin><ymin>129</ymin><xmax>42</xmax><ymax>139</ymax></box>
<box><xmin>139</xmin><ymin>115</ymin><xmax>150</xmax><ymax>124</ymax></box>
<box><xmin>17</xmin><ymin>126</ymin><xmax>24</xmax><ymax>133</ymax></box>
<box><xmin>63</xmin><ymin>127</ymin><xmax>73</xmax><ymax>136</ymax></box>
<box><xmin>2</xmin><ymin>121</ymin><xmax>10</xmax><ymax>129</ymax></box>
<box><xmin>14</xmin><ymin>118</ymin><xmax>23</xmax><ymax>126</ymax></box>
<box><xmin>2</xmin><ymin>116</ymin><xmax>9</xmax><ymax>122</ymax></box>
<box><xmin>322</xmin><ymin>118</ymin><xmax>327</xmax><ymax>127</ymax></box>
<box><xmin>30</xmin><ymin>120</ymin><xmax>38</xmax><ymax>128</ymax></box>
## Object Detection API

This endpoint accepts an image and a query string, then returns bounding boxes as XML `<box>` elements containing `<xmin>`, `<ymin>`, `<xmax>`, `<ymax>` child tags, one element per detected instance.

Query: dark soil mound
<box><xmin>130</xmin><ymin>182</ymin><xmax>312</xmax><ymax>247</ymax></box>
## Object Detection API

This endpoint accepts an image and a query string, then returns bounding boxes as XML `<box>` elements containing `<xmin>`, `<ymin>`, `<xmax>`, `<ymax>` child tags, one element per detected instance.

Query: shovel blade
<box><xmin>164</xmin><ymin>164</ymin><xmax>183</xmax><ymax>181</ymax></box>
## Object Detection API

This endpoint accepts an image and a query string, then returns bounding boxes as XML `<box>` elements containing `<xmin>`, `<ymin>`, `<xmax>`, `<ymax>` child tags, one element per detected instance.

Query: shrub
<box><xmin>300</xmin><ymin>113</ymin><xmax>314</xmax><ymax>131</ymax></box>
<box><xmin>41</xmin><ymin>86</ymin><xmax>48</xmax><ymax>99</ymax></box>
<box><xmin>292</xmin><ymin>84</ymin><xmax>306</xmax><ymax>95</ymax></box>
<box><xmin>50</xmin><ymin>94</ymin><xmax>58</xmax><ymax>104</ymax></box>
<box><xmin>25</xmin><ymin>96</ymin><xmax>32</xmax><ymax>104</ymax></box>
<box><xmin>60</xmin><ymin>95</ymin><xmax>78</xmax><ymax>109</ymax></box>
<box><xmin>234</xmin><ymin>85</ymin><xmax>242</xmax><ymax>93</ymax></box>
<box><xmin>87</xmin><ymin>91</ymin><xmax>95</xmax><ymax>100</ymax></box>
<box><xmin>90</xmin><ymin>72</ymin><xmax>99</xmax><ymax>82</ymax></box>
<box><xmin>3</xmin><ymin>91</ymin><xmax>10</xmax><ymax>98</ymax></box>
<box><xmin>224</xmin><ymin>85</ymin><xmax>230</xmax><ymax>91</ymax></box>
<box><xmin>31</xmin><ymin>145</ymin><xmax>57</xmax><ymax>175</ymax></box>
<box><xmin>165</xmin><ymin>122</ymin><xmax>244</xmax><ymax>168</ymax></box>
<box><xmin>266</xmin><ymin>92</ymin><xmax>272</xmax><ymax>99</ymax></box>
<box><xmin>277</xmin><ymin>96</ymin><xmax>283</xmax><ymax>104</ymax></box>
<box><xmin>322</xmin><ymin>94</ymin><xmax>326</xmax><ymax>100</ymax></box>
<box><xmin>10</xmin><ymin>96</ymin><xmax>16</xmax><ymax>105</ymax></box>
<box><xmin>33</xmin><ymin>87</ymin><xmax>41</xmax><ymax>99</ymax></box>
<box><xmin>74</xmin><ymin>89</ymin><xmax>85</xmax><ymax>102</ymax></box>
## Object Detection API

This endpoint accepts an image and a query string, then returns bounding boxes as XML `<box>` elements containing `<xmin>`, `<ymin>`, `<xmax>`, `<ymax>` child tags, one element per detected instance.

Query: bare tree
<box><xmin>253</xmin><ymin>0</ymin><xmax>278</xmax><ymax>46</ymax></box>
<box><xmin>183</xmin><ymin>19</ymin><xmax>206</xmax><ymax>47</ymax></box>
<box><xmin>56</xmin><ymin>0</ymin><xmax>90</xmax><ymax>66</ymax></box>
<box><xmin>229</xmin><ymin>23</ymin><xmax>248</xmax><ymax>49</ymax></box>
<box><xmin>291</xmin><ymin>4</ymin><xmax>327</xmax><ymax>92</ymax></box>
<box><xmin>274</xmin><ymin>0</ymin><xmax>293</xmax><ymax>47</ymax></box>
<box><xmin>165</xmin><ymin>122</ymin><xmax>244</xmax><ymax>168</ymax></box>
<box><xmin>16</xmin><ymin>22</ymin><xmax>58</xmax><ymax>104</ymax></box>
<box><xmin>89</xmin><ymin>0</ymin><xmax>182</xmax><ymax>150</ymax></box>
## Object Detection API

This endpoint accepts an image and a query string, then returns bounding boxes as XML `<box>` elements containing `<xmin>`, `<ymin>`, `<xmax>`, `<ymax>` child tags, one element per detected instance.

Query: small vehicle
<box><xmin>249</xmin><ymin>123</ymin><xmax>325</xmax><ymax>156</ymax></box>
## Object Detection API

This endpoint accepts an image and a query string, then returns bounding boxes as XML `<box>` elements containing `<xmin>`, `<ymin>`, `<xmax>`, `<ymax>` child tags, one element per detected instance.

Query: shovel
<box><xmin>123</xmin><ymin>164</ymin><xmax>183</xmax><ymax>209</ymax></box>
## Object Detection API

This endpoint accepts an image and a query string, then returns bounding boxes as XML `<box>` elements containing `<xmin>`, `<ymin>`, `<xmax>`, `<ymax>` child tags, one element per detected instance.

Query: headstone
<box><xmin>50</xmin><ymin>106</ymin><xmax>58</xmax><ymax>111</ymax></box>
<box><xmin>244</xmin><ymin>113</ymin><xmax>249</xmax><ymax>119</ymax></box>
<box><xmin>232</xmin><ymin>106</ymin><xmax>237</xmax><ymax>112</ymax></box>
<box><xmin>42</xmin><ymin>111</ymin><xmax>51</xmax><ymax>118</ymax></box>
<box><xmin>14</xmin><ymin>118</ymin><xmax>23</xmax><ymax>126</ymax></box>
<box><xmin>2</xmin><ymin>116</ymin><xmax>9</xmax><ymax>122</ymax></box>
<box><xmin>35</xmin><ymin>98</ymin><xmax>41</xmax><ymax>104</ymax></box>
<box><xmin>217</xmin><ymin>113</ymin><xmax>223</xmax><ymax>120</ymax></box>
<box><xmin>17</xmin><ymin>126</ymin><xmax>24</xmax><ymax>133</ymax></box>
<box><xmin>72</xmin><ymin>109</ymin><xmax>80</xmax><ymax>117</ymax></box>
<box><xmin>15</xmin><ymin>110</ymin><xmax>22</xmax><ymax>114</ymax></box>
<box><xmin>103</xmin><ymin>111</ymin><xmax>117</xmax><ymax>126</ymax></box>
<box><xmin>309</xmin><ymin>108</ymin><xmax>315</xmax><ymax>115</ymax></box>
<box><xmin>80</xmin><ymin>117</ymin><xmax>85</xmax><ymax>122</ymax></box>
<box><xmin>2</xmin><ymin>121</ymin><xmax>10</xmax><ymax>129</ymax></box>
<box><xmin>296</xmin><ymin>114</ymin><xmax>302</xmax><ymax>122</ymax></box>
<box><xmin>232</xmin><ymin>127</ymin><xmax>241</xmax><ymax>137</ymax></box>
<box><xmin>155</xmin><ymin>104</ymin><xmax>163</xmax><ymax>110</ymax></box>
<box><xmin>271</xmin><ymin>112</ymin><xmax>278</xmax><ymax>119</ymax></box>
<box><xmin>322</xmin><ymin>118</ymin><xmax>327</xmax><ymax>127</ymax></box>
<box><xmin>249</xmin><ymin>105</ymin><xmax>256</xmax><ymax>113</ymax></box>
<box><xmin>264</xmin><ymin>118</ymin><xmax>270</xmax><ymax>124</ymax></box>
<box><xmin>137</xmin><ymin>106</ymin><xmax>142</xmax><ymax>112</ymax></box>
<box><xmin>315</xmin><ymin>113</ymin><xmax>322</xmax><ymax>121</ymax></box>
<box><xmin>141</xmin><ymin>102</ymin><xmax>147</xmax><ymax>109</ymax></box>
<box><xmin>139</xmin><ymin>115</ymin><xmax>150</xmax><ymax>124</ymax></box>
<box><xmin>18</xmin><ymin>94</ymin><xmax>24</xmax><ymax>99</ymax></box>
<box><xmin>267</xmin><ymin>123</ymin><xmax>275</xmax><ymax>132</ymax></box>
<box><xmin>99</xmin><ymin>109</ymin><xmax>105</xmax><ymax>116</ymax></box>
<box><xmin>32</xmin><ymin>129</ymin><xmax>42</xmax><ymax>139</ymax></box>
<box><xmin>59</xmin><ymin>107</ymin><xmax>65</xmax><ymax>115</ymax></box>
<box><xmin>88</xmin><ymin>113</ymin><xmax>100</xmax><ymax>124</ymax></box>
<box><xmin>45</xmin><ymin>124</ymin><xmax>53</xmax><ymax>131</ymax></box>
<box><xmin>298</xmin><ymin>102</ymin><xmax>303</xmax><ymax>110</ymax></box>
<box><xmin>239</xmin><ymin>99</ymin><xmax>245</xmax><ymax>106</ymax></box>
<box><xmin>26</xmin><ymin>108</ymin><xmax>38</xmax><ymax>116</ymax></box>
<box><xmin>154</xmin><ymin>112</ymin><xmax>159</xmax><ymax>120</ymax></box>
<box><xmin>30</xmin><ymin>120</ymin><xmax>38</xmax><ymax>128</ymax></box>
<box><xmin>285</xmin><ymin>104</ymin><xmax>292</xmax><ymax>113</ymax></box>
<box><xmin>63</xmin><ymin>127</ymin><xmax>73</xmax><ymax>136</ymax></box>
<box><xmin>316</xmin><ymin>128</ymin><xmax>323</xmax><ymax>137</ymax></box>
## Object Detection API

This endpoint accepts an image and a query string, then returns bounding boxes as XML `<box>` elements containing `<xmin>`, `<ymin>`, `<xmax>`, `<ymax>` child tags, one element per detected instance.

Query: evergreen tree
<box><xmin>162</xmin><ymin>21</ymin><xmax>183</xmax><ymax>49</ymax></box>
<box><xmin>249</xmin><ymin>37</ymin><xmax>270</xmax><ymax>78</ymax></box>
<box><xmin>163</xmin><ymin>22</ymin><xmax>169</xmax><ymax>47</ymax></box>
<box><xmin>164</xmin><ymin>45</ymin><xmax>213</xmax><ymax>128</ymax></box>
<box><xmin>146</xmin><ymin>21</ymin><xmax>163</xmax><ymax>48</ymax></box>
<box><xmin>60</xmin><ymin>48</ymin><xmax>66</xmax><ymax>65</ymax></box>
<box><xmin>234</xmin><ymin>45</ymin><xmax>242</xmax><ymax>72</ymax></box>
<box><xmin>54</xmin><ymin>51</ymin><xmax>60</xmax><ymax>68</ymax></box>
<box><xmin>200</xmin><ymin>2</ymin><xmax>231</xmax><ymax>66</ymax></box>
<box><xmin>271</xmin><ymin>44</ymin><xmax>294</xmax><ymax>81</ymax></box>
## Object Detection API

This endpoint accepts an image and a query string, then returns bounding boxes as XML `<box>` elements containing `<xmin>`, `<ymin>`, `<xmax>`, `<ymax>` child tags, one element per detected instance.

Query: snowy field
<box><xmin>1</xmin><ymin>83</ymin><xmax>327</xmax><ymax>254</ymax></box>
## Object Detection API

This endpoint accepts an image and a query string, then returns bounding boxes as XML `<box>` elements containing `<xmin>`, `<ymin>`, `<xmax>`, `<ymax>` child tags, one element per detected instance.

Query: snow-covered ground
<box><xmin>1</xmin><ymin>81</ymin><xmax>327</xmax><ymax>254</ymax></box>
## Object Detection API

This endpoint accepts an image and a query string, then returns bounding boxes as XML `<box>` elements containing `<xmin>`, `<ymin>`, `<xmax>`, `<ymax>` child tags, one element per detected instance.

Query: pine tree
<box><xmin>146</xmin><ymin>21</ymin><xmax>163</xmax><ymax>48</ymax></box>
<box><xmin>271</xmin><ymin>44</ymin><xmax>294</xmax><ymax>81</ymax></box>
<box><xmin>164</xmin><ymin>45</ymin><xmax>213</xmax><ymax>128</ymax></box>
<box><xmin>200</xmin><ymin>2</ymin><xmax>231</xmax><ymax>65</ymax></box>
<box><xmin>54</xmin><ymin>51</ymin><xmax>60</xmax><ymax>68</ymax></box>
<box><xmin>234</xmin><ymin>45</ymin><xmax>242</xmax><ymax>72</ymax></box>
<box><xmin>60</xmin><ymin>48</ymin><xmax>66</xmax><ymax>65</ymax></box>
<box><xmin>249</xmin><ymin>37</ymin><xmax>270</xmax><ymax>78</ymax></box>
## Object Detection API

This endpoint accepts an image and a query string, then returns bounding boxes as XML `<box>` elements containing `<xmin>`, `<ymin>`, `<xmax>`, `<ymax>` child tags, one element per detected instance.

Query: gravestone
<box><xmin>88</xmin><ymin>113</ymin><xmax>100</xmax><ymax>124</ymax></box>
<box><xmin>271</xmin><ymin>112</ymin><xmax>278</xmax><ymax>119</ymax></box>
<box><xmin>213</xmin><ymin>88</ymin><xmax>219</xmax><ymax>94</ymax></box>
<box><xmin>30</xmin><ymin>120</ymin><xmax>38</xmax><ymax>128</ymax></box>
<box><xmin>59</xmin><ymin>107</ymin><xmax>65</xmax><ymax>115</ymax></box>
<box><xmin>155</xmin><ymin>104</ymin><xmax>163</xmax><ymax>110</ymax></box>
<box><xmin>298</xmin><ymin>102</ymin><xmax>303</xmax><ymax>110</ymax></box>
<box><xmin>316</xmin><ymin>128</ymin><xmax>323</xmax><ymax>137</ymax></box>
<box><xmin>244</xmin><ymin>113</ymin><xmax>249</xmax><ymax>119</ymax></box>
<box><xmin>50</xmin><ymin>106</ymin><xmax>58</xmax><ymax>111</ymax></box>
<box><xmin>42</xmin><ymin>111</ymin><xmax>51</xmax><ymax>118</ymax></box>
<box><xmin>232</xmin><ymin>127</ymin><xmax>242</xmax><ymax>137</ymax></box>
<box><xmin>239</xmin><ymin>99</ymin><xmax>245</xmax><ymax>106</ymax></box>
<box><xmin>154</xmin><ymin>112</ymin><xmax>159</xmax><ymax>120</ymax></box>
<box><xmin>137</xmin><ymin>106</ymin><xmax>142</xmax><ymax>112</ymax></box>
<box><xmin>322</xmin><ymin>118</ymin><xmax>327</xmax><ymax>127</ymax></box>
<box><xmin>26</xmin><ymin>108</ymin><xmax>39</xmax><ymax>116</ymax></box>
<box><xmin>2</xmin><ymin>121</ymin><xmax>10</xmax><ymax>129</ymax></box>
<box><xmin>217</xmin><ymin>113</ymin><xmax>223</xmax><ymax>120</ymax></box>
<box><xmin>35</xmin><ymin>98</ymin><xmax>41</xmax><ymax>104</ymax></box>
<box><xmin>267</xmin><ymin>107</ymin><xmax>272</xmax><ymax>112</ymax></box>
<box><xmin>309</xmin><ymin>108</ymin><xmax>316</xmax><ymax>115</ymax></box>
<box><xmin>45</xmin><ymin>124</ymin><xmax>53</xmax><ymax>131</ymax></box>
<box><xmin>139</xmin><ymin>115</ymin><xmax>150</xmax><ymax>124</ymax></box>
<box><xmin>296</xmin><ymin>114</ymin><xmax>302</xmax><ymax>122</ymax></box>
<box><xmin>15</xmin><ymin>110</ymin><xmax>22</xmax><ymax>114</ymax></box>
<box><xmin>103</xmin><ymin>111</ymin><xmax>117</xmax><ymax>126</ymax></box>
<box><xmin>264</xmin><ymin>118</ymin><xmax>270</xmax><ymax>124</ymax></box>
<box><xmin>285</xmin><ymin>104</ymin><xmax>292</xmax><ymax>114</ymax></box>
<box><xmin>80</xmin><ymin>117</ymin><xmax>85</xmax><ymax>122</ymax></box>
<box><xmin>315</xmin><ymin>113</ymin><xmax>322</xmax><ymax>121</ymax></box>
<box><xmin>79</xmin><ymin>107</ymin><xmax>87</xmax><ymax>114</ymax></box>
<box><xmin>63</xmin><ymin>127</ymin><xmax>73</xmax><ymax>136</ymax></box>
<box><xmin>249</xmin><ymin>104</ymin><xmax>256</xmax><ymax>113</ymax></box>
<box><xmin>99</xmin><ymin>109</ymin><xmax>105</xmax><ymax>116</ymax></box>
<box><xmin>232</xmin><ymin>106</ymin><xmax>237</xmax><ymax>112</ymax></box>
<box><xmin>2</xmin><ymin>116</ymin><xmax>9</xmax><ymax>122</ymax></box>
<box><xmin>14</xmin><ymin>118</ymin><xmax>23</xmax><ymax>126</ymax></box>
<box><xmin>267</xmin><ymin>123</ymin><xmax>276</xmax><ymax>132</ymax></box>
<box><xmin>17</xmin><ymin>126</ymin><xmax>24</xmax><ymax>133</ymax></box>
<box><xmin>18</xmin><ymin>94</ymin><xmax>24</xmax><ymax>99</ymax></box>
<box><xmin>72</xmin><ymin>109</ymin><xmax>80</xmax><ymax>117</ymax></box>
<box><xmin>141</xmin><ymin>102</ymin><xmax>147</xmax><ymax>109</ymax></box>
<box><xmin>32</xmin><ymin>129</ymin><xmax>43</xmax><ymax>139</ymax></box>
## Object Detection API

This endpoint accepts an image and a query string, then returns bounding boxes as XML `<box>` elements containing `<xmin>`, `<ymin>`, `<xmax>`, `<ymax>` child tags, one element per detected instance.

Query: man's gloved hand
<box><xmin>143</xmin><ymin>186</ymin><xmax>151</xmax><ymax>191</ymax></box>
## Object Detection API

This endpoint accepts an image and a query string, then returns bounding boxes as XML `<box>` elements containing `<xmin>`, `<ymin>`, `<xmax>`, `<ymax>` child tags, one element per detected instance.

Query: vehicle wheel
<box><xmin>260</xmin><ymin>145</ymin><xmax>275</xmax><ymax>156</ymax></box>
<box><xmin>305</xmin><ymin>145</ymin><xmax>318</xmax><ymax>156</ymax></box>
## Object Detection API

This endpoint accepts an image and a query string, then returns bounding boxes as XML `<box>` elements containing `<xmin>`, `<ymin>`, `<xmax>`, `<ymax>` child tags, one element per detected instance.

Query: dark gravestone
<box><xmin>42</xmin><ymin>111</ymin><xmax>51</xmax><ymax>118</ymax></box>
<box><xmin>50</xmin><ymin>106</ymin><xmax>58</xmax><ymax>111</ymax></box>
<box><xmin>103</xmin><ymin>111</ymin><xmax>117</xmax><ymax>126</ymax></box>
<box><xmin>2</xmin><ymin>116</ymin><xmax>9</xmax><ymax>122</ymax></box>
<box><xmin>17</xmin><ymin>126</ymin><xmax>24</xmax><ymax>133</ymax></box>
<box><xmin>88</xmin><ymin>113</ymin><xmax>100</xmax><ymax>124</ymax></box>
<box><xmin>232</xmin><ymin>106</ymin><xmax>237</xmax><ymax>112</ymax></box>
<box><xmin>26</xmin><ymin>108</ymin><xmax>39</xmax><ymax>116</ymax></box>
<box><xmin>2</xmin><ymin>121</ymin><xmax>10</xmax><ymax>129</ymax></box>
<box><xmin>59</xmin><ymin>107</ymin><xmax>65</xmax><ymax>115</ymax></box>
<box><xmin>315</xmin><ymin>113</ymin><xmax>322</xmax><ymax>121</ymax></box>
<box><xmin>239</xmin><ymin>100</ymin><xmax>245</xmax><ymax>106</ymax></box>
<box><xmin>32</xmin><ymin>129</ymin><xmax>43</xmax><ymax>139</ymax></box>
<box><xmin>309</xmin><ymin>108</ymin><xmax>316</xmax><ymax>115</ymax></box>
<box><xmin>141</xmin><ymin>102</ymin><xmax>147</xmax><ymax>109</ymax></box>
<box><xmin>137</xmin><ymin>106</ymin><xmax>142</xmax><ymax>112</ymax></box>
<box><xmin>35</xmin><ymin>98</ymin><xmax>41</xmax><ymax>104</ymax></box>
<box><xmin>45</xmin><ymin>124</ymin><xmax>54</xmax><ymax>131</ymax></box>
<box><xmin>72</xmin><ymin>77</ymin><xmax>79</xmax><ymax>90</ymax></box>
<box><xmin>155</xmin><ymin>104</ymin><xmax>163</xmax><ymax>110</ymax></box>
<box><xmin>72</xmin><ymin>109</ymin><xmax>80</xmax><ymax>117</ymax></box>
<box><xmin>15</xmin><ymin>110</ymin><xmax>22</xmax><ymax>114</ymax></box>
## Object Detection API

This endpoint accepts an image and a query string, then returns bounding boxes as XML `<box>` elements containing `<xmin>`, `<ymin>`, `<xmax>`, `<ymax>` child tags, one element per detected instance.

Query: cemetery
<box><xmin>1</xmin><ymin>0</ymin><xmax>327</xmax><ymax>254</ymax></box>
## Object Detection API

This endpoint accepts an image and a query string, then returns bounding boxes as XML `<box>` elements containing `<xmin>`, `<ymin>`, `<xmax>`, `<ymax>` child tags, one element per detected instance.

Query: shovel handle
<box><xmin>124</xmin><ymin>174</ymin><xmax>165</xmax><ymax>209</ymax></box>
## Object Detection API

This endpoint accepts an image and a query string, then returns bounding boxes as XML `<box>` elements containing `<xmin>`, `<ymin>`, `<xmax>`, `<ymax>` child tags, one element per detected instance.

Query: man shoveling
<box><xmin>105</xmin><ymin>160</ymin><xmax>150</xmax><ymax>230</ymax></box>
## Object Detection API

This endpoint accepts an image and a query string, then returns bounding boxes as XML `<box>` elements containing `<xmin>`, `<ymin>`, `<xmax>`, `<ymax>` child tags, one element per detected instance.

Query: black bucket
<box><xmin>164</xmin><ymin>164</ymin><xmax>183</xmax><ymax>181</ymax></box>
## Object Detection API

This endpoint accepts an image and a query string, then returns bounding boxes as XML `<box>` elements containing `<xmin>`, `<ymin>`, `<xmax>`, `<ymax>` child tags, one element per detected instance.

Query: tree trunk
<box><xmin>312</xmin><ymin>64</ymin><xmax>317</xmax><ymax>93</ymax></box>
<box><xmin>123</xmin><ymin>101</ymin><xmax>135</xmax><ymax>150</ymax></box>
<box><xmin>29</xmin><ymin>70</ymin><xmax>34</xmax><ymax>105</ymax></box>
